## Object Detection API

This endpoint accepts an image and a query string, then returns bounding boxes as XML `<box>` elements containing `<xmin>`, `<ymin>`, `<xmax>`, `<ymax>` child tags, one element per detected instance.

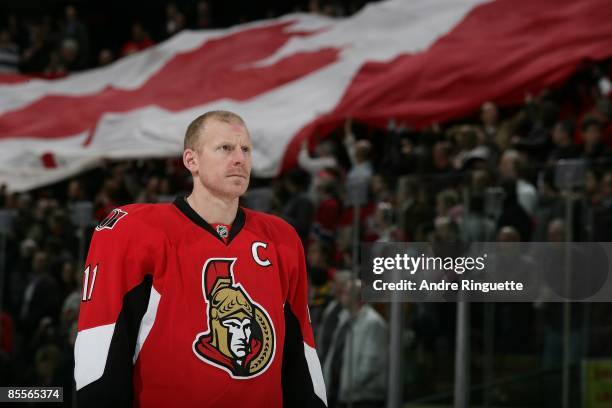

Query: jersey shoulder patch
<box><xmin>96</xmin><ymin>209</ymin><xmax>128</xmax><ymax>231</ymax></box>
<box><xmin>95</xmin><ymin>203</ymin><xmax>175</xmax><ymax>233</ymax></box>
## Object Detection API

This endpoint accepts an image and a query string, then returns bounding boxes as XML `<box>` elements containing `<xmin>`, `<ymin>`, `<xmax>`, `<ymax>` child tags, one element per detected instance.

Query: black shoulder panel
<box><xmin>77</xmin><ymin>275</ymin><xmax>153</xmax><ymax>408</ymax></box>
<box><xmin>282</xmin><ymin>303</ymin><xmax>327</xmax><ymax>408</ymax></box>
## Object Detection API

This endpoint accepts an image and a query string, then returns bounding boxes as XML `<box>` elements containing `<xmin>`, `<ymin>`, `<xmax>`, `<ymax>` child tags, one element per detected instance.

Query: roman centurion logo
<box><xmin>193</xmin><ymin>258</ymin><xmax>275</xmax><ymax>378</ymax></box>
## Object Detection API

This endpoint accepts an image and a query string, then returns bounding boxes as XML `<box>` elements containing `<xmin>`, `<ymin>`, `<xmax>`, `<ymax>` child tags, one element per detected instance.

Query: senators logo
<box><xmin>192</xmin><ymin>258</ymin><xmax>275</xmax><ymax>378</ymax></box>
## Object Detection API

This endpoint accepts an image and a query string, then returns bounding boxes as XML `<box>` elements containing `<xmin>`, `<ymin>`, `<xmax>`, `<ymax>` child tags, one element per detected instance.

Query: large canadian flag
<box><xmin>1</xmin><ymin>0</ymin><xmax>611</xmax><ymax>191</ymax></box>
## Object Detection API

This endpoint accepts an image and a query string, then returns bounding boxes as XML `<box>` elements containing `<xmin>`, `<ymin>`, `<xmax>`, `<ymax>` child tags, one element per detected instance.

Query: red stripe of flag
<box><xmin>282</xmin><ymin>0</ymin><xmax>612</xmax><ymax>171</ymax></box>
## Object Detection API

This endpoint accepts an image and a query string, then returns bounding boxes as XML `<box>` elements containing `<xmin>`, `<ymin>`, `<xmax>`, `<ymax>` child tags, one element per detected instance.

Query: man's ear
<box><xmin>183</xmin><ymin>149</ymin><xmax>198</xmax><ymax>173</ymax></box>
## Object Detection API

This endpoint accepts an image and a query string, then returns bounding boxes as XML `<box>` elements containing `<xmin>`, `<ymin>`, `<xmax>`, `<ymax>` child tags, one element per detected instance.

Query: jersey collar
<box><xmin>173</xmin><ymin>196</ymin><xmax>245</xmax><ymax>245</ymax></box>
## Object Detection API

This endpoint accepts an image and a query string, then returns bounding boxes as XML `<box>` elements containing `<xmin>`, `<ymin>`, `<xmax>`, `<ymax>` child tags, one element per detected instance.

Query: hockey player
<box><xmin>74</xmin><ymin>111</ymin><xmax>327</xmax><ymax>407</ymax></box>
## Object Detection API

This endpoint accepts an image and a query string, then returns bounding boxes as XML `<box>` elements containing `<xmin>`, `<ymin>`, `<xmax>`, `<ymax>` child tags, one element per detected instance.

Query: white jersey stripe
<box><xmin>74</xmin><ymin>323</ymin><xmax>116</xmax><ymax>390</ymax></box>
<box><xmin>133</xmin><ymin>286</ymin><xmax>161</xmax><ymax>364</ymax></box>
<box><xmin>304</xmin><ymin>342</ymin><xmax>328</xmax><ymax>406</ymax></box>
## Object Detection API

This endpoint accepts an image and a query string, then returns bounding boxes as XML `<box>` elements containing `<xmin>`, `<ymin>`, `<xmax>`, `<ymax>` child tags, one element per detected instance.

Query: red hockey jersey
<box><xmin>74</xmin><ymin>197</ymin><xmax>327</xmax><ymax>407</ymax></box>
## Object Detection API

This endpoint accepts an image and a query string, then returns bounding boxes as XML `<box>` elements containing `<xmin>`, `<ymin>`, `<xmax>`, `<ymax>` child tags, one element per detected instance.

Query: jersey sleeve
<box><xmin>74</xmin><ymin>208</ymin><xmax>166</xmax><ymax>407</ymax></box>
<box><xmin>281</xmin><ymin>226</ymin><xmax>328</xmax><ymax>407</ymax></box>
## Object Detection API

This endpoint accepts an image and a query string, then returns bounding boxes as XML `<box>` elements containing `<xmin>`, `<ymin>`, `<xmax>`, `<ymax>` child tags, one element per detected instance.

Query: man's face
<box><xmin>583</xmin><ymin>125</ymin><xmax>601</xmax><ymax>147</ymax></box>
<box><xmin>222</xmin><ymin>317</ymin><xmax>252</xmax><ymax>359</ymax></box>
<box><xmin>552</xmin><ymin>123</ymin><xmax>566</xmax><ymax>145</ymax></box>
<box><xmin>499</xmin><ymin>153</ymin><xmax>517</xmax><ymax>180</ymax></box>
<box><xmin>32</xmin><ymin>252</ymin><xmax>48</xmax><ymax>273</ymax></box>
<box><xmin>547</xmin><ymin>221</ymin><xmax>565</xmax><ymax>242</ymax></box>
<box><xmin>481</xmin><ymin>103</ymin><xmax>498</xmax><ymax>126</ymax></box>
<box><xmin>307</xmin><ymin>242</ymin><xmax>323</xmax><ymax>267</ymax></box>
<box><xmin>192</xmin><ymin>120</ymin><xmax>252</xmax><ymax>199</ymax></box>
<box><xmin>433</xmin><ymin>142</ymin><xmax>449</xmax><ymax>170</ymax></box>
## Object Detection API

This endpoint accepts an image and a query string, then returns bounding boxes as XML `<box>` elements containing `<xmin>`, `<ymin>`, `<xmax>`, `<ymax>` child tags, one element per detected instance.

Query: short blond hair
<box><xmin>184</xmin><ymin>110</ymin><xmax>247</xmax><ymax>150</ymax></box>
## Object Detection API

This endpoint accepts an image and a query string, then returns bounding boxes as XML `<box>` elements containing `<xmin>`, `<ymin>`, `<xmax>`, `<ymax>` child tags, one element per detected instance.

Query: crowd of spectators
<box><xmin>1</xmin><ymin>3</ymin><xmax>612</xmax><ymax>407</ymax></box>
<box><xmin>1</xmin><ymin>59</ymin><xmax>611</xmax><ymax>405</ymax></box>
<box><xmin>0</xmin><ymin>0</ymin><xmax>367</xmax><ymax>77</ymax></box>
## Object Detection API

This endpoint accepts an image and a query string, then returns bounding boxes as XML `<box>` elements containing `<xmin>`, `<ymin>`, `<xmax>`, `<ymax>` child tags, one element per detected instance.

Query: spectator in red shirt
<box><xmin>313</xmin><ymin>171</ymin><xmax>342</xmax><ymax>241</ymax></box>
<box><xmin>121</xmin><ymin>22</ymin><xmax>154</xmax><ymax>57</ymax></box>
<box><xmin>196</xmin><ymin>1</ymin><xmax>213</xmax><ymax>29</ymax></box>
<box><xmin>581</xmin><ymin>117</ymin><xmax>611</xmax><ymax>164</ymax></box>
<box><xmin>0</xmin><ymin>312</ymin><xmax>14</xmax><ymax>354</ymax></box>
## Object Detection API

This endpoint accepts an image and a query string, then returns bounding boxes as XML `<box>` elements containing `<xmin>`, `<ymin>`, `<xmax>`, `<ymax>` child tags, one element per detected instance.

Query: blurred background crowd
<box><xmin>0</xmin><ymin>0</ymin><xmax>366</xmax><ymax>77</ymax></box>
<box><xmin>1</xmin><ymin>1</ymin><xmax>612</xmax><ymax>407</ymax></box>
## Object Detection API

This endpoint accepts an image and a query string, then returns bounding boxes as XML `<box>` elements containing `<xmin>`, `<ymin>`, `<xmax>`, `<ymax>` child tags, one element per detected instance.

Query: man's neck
<box><xmin>350</xmin><ymin>302</ymin><xmax>365</xmax><ymax>317</ymax></box>
<box><xmin>186</xmin><ymin>186</ymin><xmax>239</xmax><ymax>225</ymax></box>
